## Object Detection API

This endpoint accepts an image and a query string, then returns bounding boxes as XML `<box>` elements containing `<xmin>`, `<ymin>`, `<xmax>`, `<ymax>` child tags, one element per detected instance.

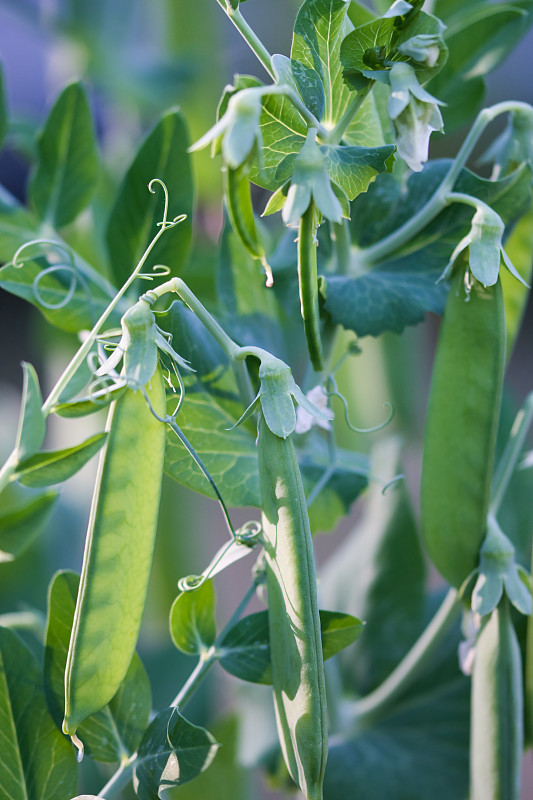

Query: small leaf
<box><xmin>14</xmin><ymin>362</ymin><xmax>45</xmax><ymax>460</ymax></box>
<box><xmin>52</xmin><ymin>383</ymin><xmax>127</xmax><ymax>418</ymax></box>
<box><xmin>135</xmin><ymin>708</ymin><xmax>219</xmax><ymax>798</ymax></box>
<box><xmin>170</xmin><ymin>580</ymin><xmax>217</xmax><ymax>655</ymax></box>
<box><xmin>14</xmin><ymin>431</ymin><xmax>107</xmax><ymax>487</ymax></box>
<box><xmin>29</xmin><ymin>82</ymin><xmax>99</xmax><ymax>227</ymax></box>
<box><xmin>218</xmin><ymin>609</ymin><xmax>364</xmax><ymax>685</ymax></box>
<box><xmin>0</xmin><ymin>627</ymin><xmax>77</xmax><ymax>800</ymax></box>
<box><xmin>44</xmin><ymin>570</ymin><xmax>152</xmax><ymax>762</ymax></box>
<box><xmin>106</xmin><ymin>110</ymin><xmax>193</xmax><ymax>287</ymax></box>
<box><xmin>0</xmin><ymin>483</ymin><xmax>58</xmax><ymax>563</ymax></box>
<box><xmin>321</xmin><ymin>142</ymin><xmax>396</xmax><ymax>200</ymax></box>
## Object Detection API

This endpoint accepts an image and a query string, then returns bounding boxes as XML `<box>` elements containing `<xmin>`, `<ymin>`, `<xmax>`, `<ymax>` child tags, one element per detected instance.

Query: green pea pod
<box><xmin>225</xmin><ymin>163</ymin><xmax>272</xmax><ymax>285</ymax></box>
<box><xmin>257</xmin><ymin>414</ymin><xmax>327</xmax><ymax>800</ymax></box>
<box><xmin>470</xmin><ymin>599</ymin><xmax>523</xmax><ymax>800</ymax></box>
<box><xmin>63</xmin><ymin>366</ymin><xmax>166</xmax><ymax>741</ymax></box>
<box><xmin>298</xmin><ymin>202</ymin><xmax>324</xmax><ymax>372</ymax></box>
<box><xmin>420</xmin><ymin>266</ymin><xmax>505</xmax><ymax>587</ymax></box>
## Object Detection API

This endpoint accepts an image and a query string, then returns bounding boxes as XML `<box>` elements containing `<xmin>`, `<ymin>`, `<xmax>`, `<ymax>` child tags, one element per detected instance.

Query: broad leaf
<box><xmin>44</xmin><ymin>570</ymin><xmax>152</xmax><ymax>762</ymax></box>
<box><xmin>0</xmin><ymin>483</ymin><xmax>58</xmax><ymax>563</ymax></box>
<box><xmin>106</xmin><ymin>110</ymin><xmax>193</xmax><ymax>287</ymax></box>
<box><xmin>291</xmin><ymin>0</ymin><xmax>353</xmax><ymax>127</ymax></box>
<box><xmin>29</xmin><ymin>82</ymin><xmax>99</xmax><ymax>228</ymax></box>
<box><xmin>219</xmin><ymin>609</ymin><xmax>363</xmax><ymax>685</ymax></box>
<box><xmin>170</xmin><ymin>580</ymin><xmax>217</xmax><ymax>655</ymax></box>
<box><xmin>135</xmin><ymin>708</ymin><xmax>219</xmax><ymax>798</ymax></box>
<box><xmin>324</xmin><ymin>625</ymin><xmax>469</xmax><ymax>799</ymax></box>
<box><xmin>321</xmin><ymin>142</ymin><xmax>395</xmax><ymax>200</ymax></box>
<box><xmin>320</xmin><ymin>439</ymin><xmax>426</xmax><ymax>694</ymax></box>
<box><xmin>0</xmin><ymin>626</ymin><xmax>77</xmax><ymax>800</ymax></box>
<box><xmin>323</xmin><ymin>160</ymin><xmax>532</xmax><ymax>337</ymax></box>
<box><xmin>341</xmin><ymin>16</ymin><xmax>396</xmax><ymax>88</ymax></box>
<box><xmin>428</xmin><ymin>2</ymin><xmax>533</xmax><ymax>129</ymax></box>
<box><xmin>14</xmin><ymin>362</ymin><xmax>45</xmax><ymax>461</ymax></box>
<box><xmin>14</xmin><ymin>431</ymin><xmax>107</xmax><ymax>487</ymax></box>
<box><xmin>250</xmin><ymin>92</ymin><xmax>308</xmax><ymax>191</ymax></box>
<box><xmin>500</xmin><ymin>200</ymin><xmax>533</xmax><ymax>359</ymax></box>
<box><xmin>0</xmin><ymin>188</ymin><xmax>41</xmax><ymax>262</ymax></box>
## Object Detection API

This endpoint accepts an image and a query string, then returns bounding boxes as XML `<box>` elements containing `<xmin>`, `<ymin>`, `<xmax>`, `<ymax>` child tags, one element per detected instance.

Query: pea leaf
<box><xmin>428</xmin><ymin>2</ymin><xmax>533</xmax><ymax>130</ymax></box>
<box><xmin>170</xmin><ymin>580</ymin><xmax>217</xmax><ymax>655</ymax></box>
<box><xmin>135</xmin><ymin>708</ymin><xmax>219</xmax><ymax>798</ymax></box>
<box><xmin>0</xmin><ymin>627</ymin><xmax>77</xmax><ymax>800</ymax></box>
<box><xmin>14</xmin><ymin>362</ymin><xmax>45</xmax><ymax>461</ymax></box>
<box><xmin>0</xmin><ymin>483</ymin><xmax>58</xmax><ymax>563</ymax></box>
<box><xmin>324</xmin><ymin>623</ymin><xmax>470</xmax><ymax>800</ymax></box>
<box><xmin>322</xmin><ymin>160</ymin><xmax>532</xmax><ymax>337</ymax></box>
<box><xmin>341</xmin><ymin>16</ymin><xmax>395</xmax><ymax>88</ymax></box>
<box><xmin>52</xmin><ymin>383</ymin><xmax>127</xmax><ymax>418</ymax></box>
<box><xmin>500</xmin><ymin>200</ymin><xmax>533</xmax><ymax>360</ymax></box>
<box><xmin>14</xmin><ymin>431</ymin><xmax>107</xmax><ymax>488</ymax></box>
<box><xmin>219</xmin><ymin>610</ymin><xmax>364</xmax><ymax>685</ymax></box>
<box><xmin>106</xmin><ymin>109</ymin><xmax>193</xmax><ymax>287</ymax></box>
<box><xmin>320</xmin><ymin>439</ymin><xmax>426</xmax><ymax>694</ymax></box>
<box><xmin>291</xmin><ymin>0</ymin><xmax>354</xmax><ymax>127</ymax></box>
<box><xmin>321</xmin><ymin>142</ymin><xmax>395</xmax><ymax>200</ymax></box>
<box><xmin>44</xmin><ymin>570</ymin><xmax>152</xmax><ymax>762</ymax></box>
<box><xmin>250</xmin><ymin>92</ymin><xmax>308</xmax><ymax>191</ymax></box>
<box><xmin>0</xmin><ymin>189</ymin><xmax>41</xmax><ymax>262</ymax></box>
<box><xmin>29</xmin><ymin>82</ymin><xmax>99</xmax><ymax>228</ymax></box>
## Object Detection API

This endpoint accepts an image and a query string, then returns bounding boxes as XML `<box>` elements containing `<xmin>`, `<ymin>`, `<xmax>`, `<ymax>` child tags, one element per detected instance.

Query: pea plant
<box><xmin>1</xmin><ymin>0</ymin><xmax>533</xmax><ymax>798</ymax></box>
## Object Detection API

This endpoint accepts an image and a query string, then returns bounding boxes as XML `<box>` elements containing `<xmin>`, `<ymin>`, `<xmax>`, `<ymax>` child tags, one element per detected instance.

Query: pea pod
<box><xmin>63</xmin><ymin>366</ymin><xmax>166</xmax><ymax>740</ymax></box>
<box><xmin>420</xmin><ymin>265</ymin><xmax>506</xmax><ymax>587</ymax></box>
<box><xmin>470</xmin><ymin>599</ymin><xmax>523</xmax><ymax>799</ymax></box>
<box><xmin>298</xmin><ymin>202</ymin><xmax>324</xmax><ymax>372</ymax></box>
<box><xmin>257</xmin><ymin>414</ymin><xmax>327</xmax><ymax>800</ymax></box>
<box><xmin>225</xmin><ymin>163</ymin><xmax>272</xmax><ymax>286</ymax></box>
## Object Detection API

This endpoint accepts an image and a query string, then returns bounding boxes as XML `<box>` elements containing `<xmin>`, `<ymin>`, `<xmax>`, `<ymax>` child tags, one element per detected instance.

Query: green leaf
<box><xmin>52</xmin><ymin>383</ymin><xmax>127</xmax><ymax>418</ymax></box>
<box><xmin>291</xmin><ymin>0</ymin><xmax>354</xmax><ymax>126</ymax></box>
<box><xmin>321</xmin><ymin>142</ymin><xmax>395</xmax><ymax>200</ymax></box>
<box><xmin>428</xmin><ymin>2</ymin><xmax>533</xmax><ymax>130</ymax></box>
<box><xmin>0</xmin><ymin>188</ymin><xmax>41</xmax><ymax>263</ymax></box>
<box><xmin>0</xmin><ymin>256</ymin><xmax>116</xmax><ymax>333</ymax></box>
<box><xmin>320</xmin><ymin>439</ymin><xmax>426</xmax><ymax>694</ymax></box>
<box><xmin>250</xmin><ymin>92</ymin><xmax>308</xmax><ymax>191</ymax></box>
<box><xmin>14</xmin><ymin>432</ymin><xmax>107</xmax><ymax>488</ymax></box>
<box><xmin>170</xmin><ymin>580</ymin><xmax>217</xmax><ymax>655</ymax></box>
<box><xmin>29</xmin><ymin>82</ymin><xmax>99</xmax><ymax>228</ymax></box>
<box><xmin>44</xmin><ymin>570</ymin><xmax>152</xmax><ymax>762</ymax></box>
<box><xmin>501</xmin><ymin>200</ymin><xmax>533</xmax><ymax>360</ymax></box>
<box><xmin>219</xmin><ymin>609</ymin><xmax>364</xmax><ymax>685</ymax></box>
<box><xmin>341</xmin><ymin>16</ymin><xmax>396</xmax><ymax>88</ymax></box>
<box><xmin>106</xmin><ymin>110</ymin><xmax>193</xmax><ymax>287</ymax></box>
<box><xmin>0</xmin><ymin>626</ymin><xmax>77</xmax><ymax>800</ymax></box>
<box><xmin>14</xmin><ymin>362</ymin><xmax>45</xmax><ymax>461</ymax></box>
<box><xmin>0</xmin><ymin>483</ymin><xmax>58</xmax><ymax>563</ymax></box>
<box><xmin>324</xmin><ymin>623</ymin><xmax>470</xmax><ymax>799</ymax></box>
<box><xmin>135</xmin><ymin>708</ymin><xmax>219</xmax><ymax>797</ymax></box>
<box><xmin>323</xmin><ymin>160</ymin><xmax>532</xmax><ymax>338</ymax></box>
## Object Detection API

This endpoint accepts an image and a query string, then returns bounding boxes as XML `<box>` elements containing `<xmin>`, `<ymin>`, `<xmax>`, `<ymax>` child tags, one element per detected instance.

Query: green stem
<box><xmin>490</xmin><ymin>390</ymin><xmax>533</xmax><ymax>516</ymax></box>
<box><xmin>99</xmin><ymin>581</ymin><xmax>258</xmax><ymax>799</ymax></box>
<box><xmin>298</xmin><ymin>202</ymin><xmax>324</xmax><ymax>372</ymax></box>
<box><xmin>328</xmin><ymin>82</ymin><xmax>374</xmax><ymax>146</ymax></box>
<box><xmin>215</xmin><ymin>0</ymin><xmax>274</xmax><ymax>80</ymax></box>
<box><xmin>351</xmin><ymin>588</ymin><xmax>461</xmax><ymax>728</ymax></box>
<box><xmin>148</xmin><ymin>277</ymin><xmax>255</xmax><ymax>407</ymax></box>
<box><xmin>332</xmin><ymin>219</ymin><xmax>352</xmax><ymax>275</ymax></box>
<box><xmin>356</xmin><ymin>101</ymin><xmax>533</xmax><ymax>269</ymax></box>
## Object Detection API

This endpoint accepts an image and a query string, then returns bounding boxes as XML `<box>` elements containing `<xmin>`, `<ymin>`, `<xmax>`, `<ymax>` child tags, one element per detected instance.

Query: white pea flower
<box><xmin>388</xmin><ymin>62</ymin><xmax>444</xmax><ymax>172</ymax></box>
<box><xmin>295</xmin><ymin>386</ymin><xmax>333</xmax><ymax>435</ymax></box>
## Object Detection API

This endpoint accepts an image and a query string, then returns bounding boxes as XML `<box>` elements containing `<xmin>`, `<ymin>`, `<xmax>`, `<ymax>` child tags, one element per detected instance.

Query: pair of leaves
<box><xmin>0</xmin><ymin>626</ymin><xmax>77</xmax><ymax>800</ymax></box>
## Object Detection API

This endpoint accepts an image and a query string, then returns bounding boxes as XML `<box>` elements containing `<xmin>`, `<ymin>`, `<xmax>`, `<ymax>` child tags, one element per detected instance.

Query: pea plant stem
<box><xmin>215</xmin><ymin>0</ymin><xmax>275</xmax><ymax>80</ymax></box>
<box><xmin>490</xmin><ymin>390</ymin><xmax>533</xmax><ymax>516</ymax></box>
<box><xmin>351</xmin><ymin>588</ymin><xmax>461</xmax><ymax>728</ymax></box>
<box><xmin>355</xmin><ymin>101</ymin><xmax>532</xmax><ymax>269</ymax></box>
<box><xmin>99</xmin><ymin>582</ymin><xmax>259</xmax><ymax>799</ymax></box>
<box><xmin>148</xmin><ymin>277</ymin><xmax>256</xmax><ymax>407</ymax></box>
<box><xmin>328</xmin><ymin>82</ymin><xmax>374</xmax><ymax>146</ymax></box>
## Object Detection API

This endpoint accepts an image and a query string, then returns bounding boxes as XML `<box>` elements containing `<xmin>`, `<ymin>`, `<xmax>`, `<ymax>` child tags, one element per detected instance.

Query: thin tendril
<box><xmin>136</xmin><ymin>264</ymin><xmax>172</xmax><ymax>281</ymax></box>
<box><xmin>326</xmin><ymin>376</ymin><xmax>394</xmax><ymax>433</ymax></box>
<box><xmin>381</xmin><ymin>474</ymin><xmax>405</xmax><ymax>495</ymax></box>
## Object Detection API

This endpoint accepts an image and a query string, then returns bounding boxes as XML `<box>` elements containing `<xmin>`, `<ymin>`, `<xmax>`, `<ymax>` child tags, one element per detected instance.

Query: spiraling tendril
<box><xmin>148</xmin><ymin>178</ymin><xmax>187</xmax><ymax>231</ymax></box>
<box><xmin>136</xmin><ymin>264</ymin><xmax>172</xmax><ymax>282</ymax></box>
<box><xmin>12</xmin><ymin>238</ymin><xmax>93</xmax><ymax>312</ymax></box>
